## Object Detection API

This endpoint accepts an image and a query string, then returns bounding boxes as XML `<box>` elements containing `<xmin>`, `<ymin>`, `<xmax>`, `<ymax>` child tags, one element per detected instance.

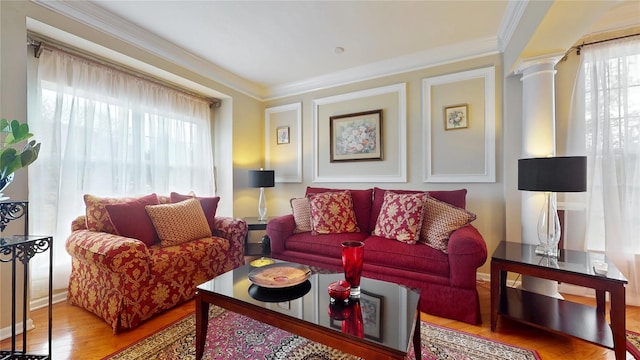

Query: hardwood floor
<box><xmin>2</xmin><ymin>281</ymin><xmax>639</xmax><ymax>359</ymax></box>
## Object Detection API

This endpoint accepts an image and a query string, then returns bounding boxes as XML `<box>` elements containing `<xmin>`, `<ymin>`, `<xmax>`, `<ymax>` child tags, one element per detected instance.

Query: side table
<box><xmin>243</xmin><ymin>217</ymin><xmax>272</xmax><ymax>256</ymax></box>
<box><xmin>490</xmin><ymin>241</ymin><xmax>628</xmax><ymax>360</ymax></box>
<box><xmin>0</xmin><ymin>235</ymin><xmax>53</xmax><ymax>359</ymax></box>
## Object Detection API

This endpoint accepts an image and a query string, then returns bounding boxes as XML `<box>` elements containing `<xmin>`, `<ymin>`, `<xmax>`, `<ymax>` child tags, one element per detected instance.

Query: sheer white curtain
<box><xmin>28</xmin><ymin>48</ymin><xmax>215</xmax><ymax>302</ymax></box>
<box><xmin>567</xmin><ymin>37</ymin><xmax>640</xmax><ymax>306</ymax></box>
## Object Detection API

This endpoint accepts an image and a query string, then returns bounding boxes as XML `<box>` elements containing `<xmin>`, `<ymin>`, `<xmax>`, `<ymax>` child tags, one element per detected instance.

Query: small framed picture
<box><xmin>330</xmin><ymin>109</ymin><xmax>383</xmax><ymax>162</ymax></box>
<box><xmin>444</xmin><ymin>104</ymin><xmax>468</xmax><ymax>130</ymax></box>
<box><xmin>276</xmin><ymin>126</ymin><xmax>290</xmax><ymax>144</ymax></box>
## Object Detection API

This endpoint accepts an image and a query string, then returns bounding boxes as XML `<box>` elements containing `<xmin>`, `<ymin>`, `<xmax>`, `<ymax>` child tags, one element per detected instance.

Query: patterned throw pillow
<box><xmin>104</xmin><ymin>195</ymin><xmax>161</xmax><ymax>246</ymax></box>
<box><xmin>372</xmin><ymin>191</ymin><xmax>427</xmax><ymax>244</ymax></box>
<box><xmin>419</xmin><ymin>195</ymin><xmax>477</xmax><ymax>253</ymax></box>
<box><xmin>290</xmin><ymin>197</ymin><xmax>312</xmax><ymax>233</ymax></box>
<box><xmin>145</xmin><ymin>197</ymin><xmax>212</xmax><ymax>247</ymax></box>
<box><xmin>308</xmin><ymin>190</ymin><xmax>359</xmax><ymax>235</ymax></box>
<box><xmin>84</xmin><ymin>193</ymin><xmax>157</xmax><ymax>234</ymax></box>
<box><xmin>170</xmin><ymin>192</ymin><xmax>220</xmax><ymax>232</ymax></box>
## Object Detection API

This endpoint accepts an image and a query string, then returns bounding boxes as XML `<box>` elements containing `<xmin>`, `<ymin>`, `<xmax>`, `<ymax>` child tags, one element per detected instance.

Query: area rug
<box><xmin>104</xmin><ymin>305</ymin><xmax>540</xmax><ymax>360</ymax></box>
<box><xmin>628</xmin><ymin>330</ymin><xmax>640</xmax><ymax>360</ymax></box>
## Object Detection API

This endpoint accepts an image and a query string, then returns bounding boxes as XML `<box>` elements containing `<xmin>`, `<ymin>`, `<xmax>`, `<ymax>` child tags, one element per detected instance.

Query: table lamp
<box><xmin>248</xmin><ymin>169</ymin><xmax>275</xmax><ymax>221</ymax></box>
<box><xmin>518</xmin><ymin>156</ymin><xmax>587</xmax><ymax>257</ymax></box>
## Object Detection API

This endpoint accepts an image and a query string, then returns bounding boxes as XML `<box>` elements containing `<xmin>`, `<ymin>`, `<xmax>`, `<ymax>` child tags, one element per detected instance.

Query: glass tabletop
<box><xmin>492</xmin><ymin>241</ymin><xmax>627</xmax><ymax>283</ymax></box>
<box><xmin>197</xmin><ymin>259</ymin><xmax>421</xmax><ymax>352</ymax></box>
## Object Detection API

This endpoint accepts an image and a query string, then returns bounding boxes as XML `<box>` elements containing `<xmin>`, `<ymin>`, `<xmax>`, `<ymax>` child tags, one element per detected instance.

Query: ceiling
<box><xmin>30</xmin><ymin>1</ymin><xmax>639</xmax><ymax>100</ymax></box>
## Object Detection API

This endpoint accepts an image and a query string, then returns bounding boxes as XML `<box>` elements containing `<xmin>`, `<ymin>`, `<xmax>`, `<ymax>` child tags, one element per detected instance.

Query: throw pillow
<box><xmin>372</xmin><ymin>191</ymin><xmax>427</xmax><ymax>244</ymax></box>
<box><xmin>308</xmin><ymin>190</ymin><xmax>359</xmax><ymax>235</ymax></box>
<box><xmin>420</xmin><ymin>195</ymin><xmax>477</xmax><ymax>253</ymax></box>
<box><xmin>145</xmin><ymin>197</ymin><xmax>212</xmax><ymax>247</ymax></box>
<box><xmin>104</xmin><ymin>195</ymin><xmax>161</xmax><ymax>246</ymax></box>
<box><xmin>170</xmin><ymin>192</ymin><xmax>220</xmax><ymax>232</ymax></box>
<box><xmin>290</xmin><ymin>197</ymin><xmax>312</xmax><ymax>233</ymax></box>
<box><xmin>84</xmin><ymin>193</ymin><xmax>157</xmax><ymax>234</ymax></box>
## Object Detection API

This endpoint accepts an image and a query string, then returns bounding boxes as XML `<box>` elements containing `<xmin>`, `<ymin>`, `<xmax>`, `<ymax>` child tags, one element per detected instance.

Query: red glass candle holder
<box><xmin>341</xmin><ymin>241</ymin><xmax>364</xmax><ymax>297</ymax></box>
<box><xmin>328</xmin><ymin>280</ymin><xmax>351</xmax><ymax>303</ymax></box>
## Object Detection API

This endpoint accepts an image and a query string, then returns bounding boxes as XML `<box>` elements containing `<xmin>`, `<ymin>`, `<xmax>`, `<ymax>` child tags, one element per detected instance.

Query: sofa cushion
<box><xmin>420</xmin><ymin>196</ymin><xmax>476</xmax><ymax>253</ymax></box>
<box><xmin>363</xmin><ymin>235</ymin><xmax>450</xmax><ymax>277</ymax></box>
<box><xmin>370</xmin><ymin>188</ymin><xmax>467</xmax><ymax>231</ymax></box>
<box><xmin>105</xmin><ymin>195</ymin><xmax>161</xmax><ymax>246</ymax></box>
<box><xmin>308</xmin><ymin>190</ymin><xmax>359</xmax><ymax>234</ymax></box>
<box><xmin>372</xmin><ymin>191</ymin><xmax>427</xmax><ymax>244</ymax></box>
<box><xmin>306</xmin><ymin>187</ymin><xmax>373</xmax><ymax>233</ymax></box>
<box><xmin>170</xmin><ymin>192</ymin><xmax>220</xmax><ymax>233</ymax></box>
<box><xmin>146</xmin><ymin>198</ymin><xmax>212</xmax><ymax>247</ymax></box>
<box><xmin>290</xmin><ymin>197</ymin><xmax>312</xmax><ymax>233</ymax></box>
<box><xmin>84</xmin><ymin>193</ymin><xmax>157</xmax><ymax>234</ymax></box>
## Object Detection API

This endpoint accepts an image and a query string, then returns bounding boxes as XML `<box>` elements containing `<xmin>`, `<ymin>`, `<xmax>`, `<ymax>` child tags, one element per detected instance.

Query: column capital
<box><xmin>514</xmin><ymin>53</ymin><xmax>564</xmax><ymax>77</ymax></box>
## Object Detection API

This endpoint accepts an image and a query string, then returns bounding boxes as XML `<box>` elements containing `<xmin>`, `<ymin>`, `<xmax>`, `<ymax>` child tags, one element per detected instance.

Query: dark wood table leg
<box><xmin>595</xmin><ymin>289</ymin><xmax>606</xmax><ymax>315</ymax></box>
<box><xmin>413</xmin><ymin>309</ymin><xmax>421</xmax><ymax>359</ymax></box>
<box><xmin>195</xmin><ymin>291</ymin><xmax>210</xmax><ymax>360</ymax></box>
<box><xmin>490</xmin><ymin>263</ymin><xmax>501</xmax><ymax>331</ymax></box>
<box><xmin>609</xmin><ymin>286</ymin><xmax>626</xmax><ymax>360</ymax></box>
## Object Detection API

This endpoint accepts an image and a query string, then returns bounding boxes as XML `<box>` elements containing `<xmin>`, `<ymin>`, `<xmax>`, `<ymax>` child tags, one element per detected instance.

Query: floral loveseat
<box><xmin>267</xmin><ymin>187</ymin><xmax>487</xmax><ymax>324</ymax></box>
<box><xmin>66</xmin><ymin>192</ymin><xmax>247</xmax><ymax>333</ymax></box>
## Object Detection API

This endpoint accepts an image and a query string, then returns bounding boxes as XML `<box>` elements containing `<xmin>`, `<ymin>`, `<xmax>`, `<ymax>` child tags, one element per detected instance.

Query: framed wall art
<box><xmin>444</xmin><ymin>104</ymin><xmax>468</xmax><ymax>130</ymax></box>
<box><xmin>276</xmin><ymin>126</ymin><xmax>290</xmax><ymax>144</ymax></box>
<box><xmin>330</xmin><ymin>109</ymin><xmax>382</xmax><ymax>162</ymax></box>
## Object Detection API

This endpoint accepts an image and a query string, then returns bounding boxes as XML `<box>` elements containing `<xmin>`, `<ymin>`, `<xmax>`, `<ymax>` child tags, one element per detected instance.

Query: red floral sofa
<box><xmin>65</xmin><ymin>193</ymin><xmax>247</xmax><ymax>333</ymax></box>
<box><xmin>267</xmin><ymin>187</ymin><xmax>487</xmax><ymax>324</ymax></box>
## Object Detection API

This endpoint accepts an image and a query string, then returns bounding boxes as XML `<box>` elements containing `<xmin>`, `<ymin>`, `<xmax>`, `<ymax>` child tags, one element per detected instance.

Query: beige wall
<box><xmin>263</xmin><ymin>54</ymin><xmax>505</xmax><ymax>277</ymax></box>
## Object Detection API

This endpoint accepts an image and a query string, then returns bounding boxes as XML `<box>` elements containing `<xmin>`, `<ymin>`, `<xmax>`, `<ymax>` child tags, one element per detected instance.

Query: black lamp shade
<box><xmin>518</xmin><ymin>156</ymin><xmax>587</xmax><ymax>192</ymax></box>
<box><xmin>248</xmin><ymin>170</ymin><xmax>275</xmax><ymax>188</ymax></box>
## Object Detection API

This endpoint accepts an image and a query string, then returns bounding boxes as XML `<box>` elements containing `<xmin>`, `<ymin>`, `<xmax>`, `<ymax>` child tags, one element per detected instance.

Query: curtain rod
<box><xmin>561</xmin><ymin>32</ymin><xmax>640</xmax><ymax>61</ymax></box>
<box><xmin>26</xmin><ymin>34</ymin><xmax>221</xmax><ymax>108</ymax></box>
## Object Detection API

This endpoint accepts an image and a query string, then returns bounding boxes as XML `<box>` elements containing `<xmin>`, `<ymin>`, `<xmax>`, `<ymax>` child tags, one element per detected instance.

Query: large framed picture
<box><xmin>330</xmin><ymin>109</ymin><xmax>382</xmax><ymax>162</ymax></box>
<box><xmin>330</xmin><ymin>290</ymin><xmax>383</xmax><ymax>342</ymax></box>
<box><xmin>444</xmin><ymin>104</ymin><xmax>468</xmax><ymax>130</ymax></box>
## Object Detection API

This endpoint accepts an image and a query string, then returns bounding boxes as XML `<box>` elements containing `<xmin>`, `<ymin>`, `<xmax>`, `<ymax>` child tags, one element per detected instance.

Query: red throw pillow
<box><xmin>170</xmin><ymin>192</ymin><xmax>220</xmax><ymax>232</ymax></box>
<box><xmin>308</xmin><ymin>190</ymin><xmax>359</xmax><ymax>235</ymax></box>
<box><xmin>372</xmin><ymin>191</ymin><xmax>427</xmax><ymax>244</ymax></box>
<box><xmin>104</xmin><ymin>194</ymin><xmax>160</xmax><ymax>246</ymax></box>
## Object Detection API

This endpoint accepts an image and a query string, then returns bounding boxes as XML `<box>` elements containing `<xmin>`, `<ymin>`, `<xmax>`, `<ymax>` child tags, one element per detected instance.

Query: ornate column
<box><xmin>517</xmin><ymin>55</ymin><xmax>563</xmax><ymax>297</ymax></box>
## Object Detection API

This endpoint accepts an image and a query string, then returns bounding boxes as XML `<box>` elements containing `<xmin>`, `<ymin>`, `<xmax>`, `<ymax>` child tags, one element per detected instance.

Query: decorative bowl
<box><xmin>327</xmin><ymin>280</ymin><xmax>350</xmax><ymax>303</ymax></box>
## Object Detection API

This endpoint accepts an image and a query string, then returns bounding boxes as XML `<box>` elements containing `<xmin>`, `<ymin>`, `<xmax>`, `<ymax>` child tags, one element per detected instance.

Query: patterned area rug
<box><xmin>628</xmin><ymin>330</ymin><xmax>640</xmax><ymax>359</ymax></box>
<box><xmin>104</xmin><ymin>305</ymin><xmax>540</xmax><ymax>360</ymax></box>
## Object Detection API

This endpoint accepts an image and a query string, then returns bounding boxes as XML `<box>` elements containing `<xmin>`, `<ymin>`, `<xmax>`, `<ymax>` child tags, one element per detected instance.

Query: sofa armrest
<box><xmin>212</xmin><ymin>217</ymin><xmax>248</xmax><ymax>257</ymax></box>
<box><xmin>447</xmin><ymin>225</ymin><xmax>487</xmax><ymax>289</ymax></box>
<box><xmin>266</xmin><ymin>214</ymin><xmax>295</xmax><ymax>255</ymax></box>
<box><xmin>71</xmin><ymin>215</ymin><xmax>88</xmax><ymax>231</ymax></box>
<box><xmin>65</xmin><ymin>230</ymin><xmax>150</xmax><ymax>280</ymax></box>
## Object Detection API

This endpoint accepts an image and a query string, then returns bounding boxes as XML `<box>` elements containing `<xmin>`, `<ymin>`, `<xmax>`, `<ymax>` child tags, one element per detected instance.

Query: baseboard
<box><xmin>0</xmin><ymin>318</ymin><xmax>35</xmax><ymax>342</ymax></box>
<box><xmin>30</xmin><ymin>291</ymin><xmax>68</xmax><ymax>311</ymax></box>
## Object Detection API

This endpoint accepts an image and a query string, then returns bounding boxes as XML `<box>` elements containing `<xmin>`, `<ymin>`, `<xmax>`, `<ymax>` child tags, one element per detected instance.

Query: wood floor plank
<box><xmin>1</xmin><ymin>281</ymin><xmax>638</xmax><ymax>359</ymax></box>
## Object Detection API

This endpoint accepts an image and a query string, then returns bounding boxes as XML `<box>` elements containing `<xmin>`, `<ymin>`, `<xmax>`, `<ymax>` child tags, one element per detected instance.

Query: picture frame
<box><xmin>276</xmin><ymin>126</ymin><xmax>290</xmax><ymax>144</ymax></box>
<box><xmin>330</xmin><ymin>109</ymin><xmax>383</xmax><ymax>162</ymax></box>
<box><xmin>330</xmin><ymin>290</ymin><xmax>383</xmax><ymax>342</ymax></box>
<box><xmin>444</xmin><ymin>104</ymin><xmax>468</xmax><ymax>130</ymax></box>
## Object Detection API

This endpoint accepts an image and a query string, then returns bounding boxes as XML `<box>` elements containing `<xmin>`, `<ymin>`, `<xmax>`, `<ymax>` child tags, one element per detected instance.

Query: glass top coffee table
<box><xmin>195</xmin><ymin>260</ymin><xmax>421</xmax><ymax>360</ymax></box>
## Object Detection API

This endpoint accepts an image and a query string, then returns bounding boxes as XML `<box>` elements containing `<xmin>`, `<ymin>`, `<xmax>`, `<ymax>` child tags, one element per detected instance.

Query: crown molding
<box><xmin>29</xmin><ymin>0</ymin><xmax>266</xmax><ymax>100</ymax></box>
<box><xmin>266</xmin><ymin>36</ymin><xmax>500</xmax><ymax>100</ymax></box>
<box><xmin>497</xmin><ymin>0</ymin><xmax>528</xmax><ymax>52</ymax></box>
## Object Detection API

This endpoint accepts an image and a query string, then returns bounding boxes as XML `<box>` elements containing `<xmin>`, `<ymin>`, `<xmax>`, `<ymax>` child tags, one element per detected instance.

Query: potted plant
<box><xmin>0</xmin><ymin>118</ymin><xmax>41</xmax><ymax>195</ymax></box>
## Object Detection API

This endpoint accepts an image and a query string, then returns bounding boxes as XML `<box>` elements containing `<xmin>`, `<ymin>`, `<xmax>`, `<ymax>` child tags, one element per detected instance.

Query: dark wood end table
<box><xmin>243</xmin><ymin>217</ymin><xmax>272</xmax><ymax>256</ymax></box>
<box><xmin>490</xmin><ymin>241</ymin><xmax>628</xmax><ymax>360</ymax></box>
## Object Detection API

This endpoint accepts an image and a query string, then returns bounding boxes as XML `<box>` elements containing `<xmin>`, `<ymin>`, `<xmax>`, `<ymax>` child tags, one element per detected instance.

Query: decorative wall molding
<box><xmin>265</xmin><ymin>102</ymin><xmax>302</xmax><ymax>183</ymax></box>
<box><xmin>313</xmin><ymin>83</ymin><xmax>407</xmax><ymax>183</ymax></box>
<box><xmin>422</xmin><ymin>66</ymin><xmax>496</xmax><ymax>183</ymax></box>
